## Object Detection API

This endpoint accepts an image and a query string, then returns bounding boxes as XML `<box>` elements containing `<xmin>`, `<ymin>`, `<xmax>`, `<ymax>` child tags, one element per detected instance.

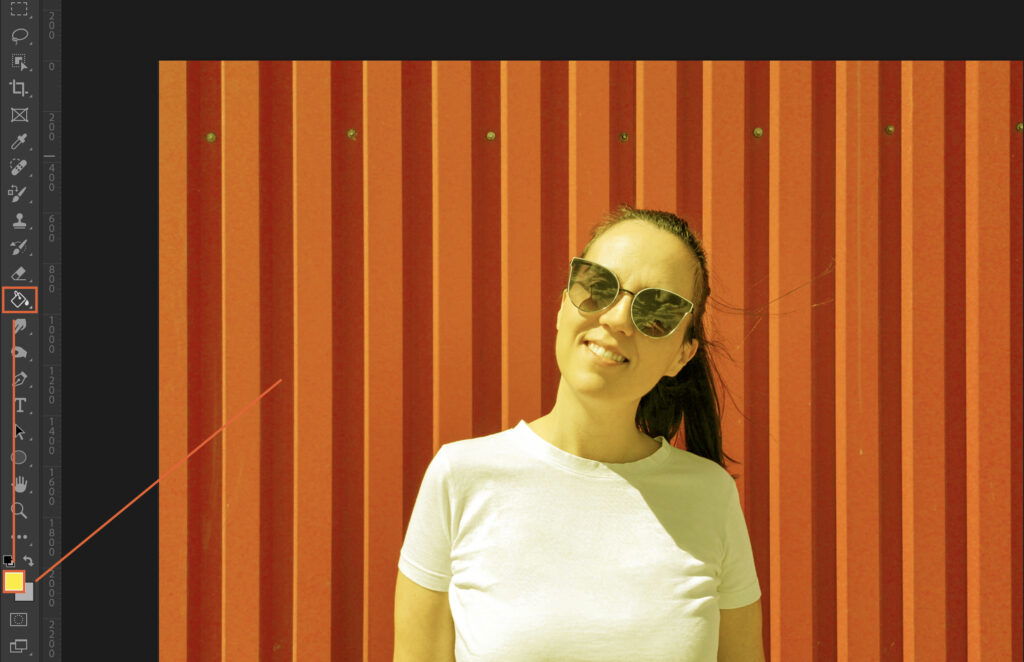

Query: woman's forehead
<box><xmin>586</xmin><ymin>222</ymin><xmax>697</xmax><ymax>296</ymax></box>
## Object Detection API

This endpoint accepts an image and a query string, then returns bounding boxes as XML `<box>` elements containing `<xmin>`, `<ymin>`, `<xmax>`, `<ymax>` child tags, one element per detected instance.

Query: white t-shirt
<box><xmin>398</xmin><ymin>420</ymin><xmax>761</xmax><ymax>662</ymax></box>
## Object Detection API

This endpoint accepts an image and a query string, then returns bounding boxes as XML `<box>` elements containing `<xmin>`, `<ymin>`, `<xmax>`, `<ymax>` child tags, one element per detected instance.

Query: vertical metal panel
<box><xmin>329</xmin><ymin>59</ymin><xmax>364</xmax><ymax>662</ymax></box>
<box><xmin>257</xmin><ymin>60</ymin><xmax>295</xmax><ymax>662</ymax></box>
<box><xmin>609</xmin><ymin>61</ymin><xmax>636</xmax><ymax>208</ymax></box>
<box><xmin>398</xmin><ymin>61</ymin><xmax>432</xmax><ymax>546</ymax></box>
<box><xmin>741</xmin><ymin>60</ymin><xmax>772</xmax><ymax>651</ymax></box>
<box><xmin>157</xmin><ymin>60</ymin><xmax>188</xmax><ymax>662</ymax></box>
<box><xmin>702</xmin><ymin>60</ymin><xmax>749</xmax><ymax>479</ymax></box>
<box><xmin>768</xmin><ymin>61</ymin><xmax>815</xmax><ymax>662</ymax></box>
<box><xmin>1010</xmin><ymin>59</ymin><xmax>1023</xmax><ymax>662</ymax></box>
<box><xmin>431</xmin><ymin>61</ymin><xmax>473</xmax><ymax>447</ymax></box>
<box><xmin>470</xmin><ymin>62</ymin><xmax>503</xmax><ymax>438</ymax></box>
<box><xmin>636</xmin><ymin>61</ymin><xmax>677</xmax><ymax>210</ymax></box>
<box><xmin>501</xmin><ymin>61</ymin><xmax>543</xmax><ymax>427</ymax></box>
<box><xmin>569</xmin><ymin>61</ymin><xmax>610</xmax><ymax>256</ymax></box>
<box><xmin>836</xmin><ymin>60</ymin><xmax>884</xmax><ymax>662</ymax></box>
<box><xmin>186</xmin><ymin>60</ymin><xmax>223</xmax><ymax>662</ymax></box>
<box><xmin>901</xmin><ymin>61</ymin><xmax>949</xmax><ymax>661</ymax></box>
<box><xmin>965</xmin><ymin>60</ymin><xmax>1013</xmax><ymax>661</ymax></box>
<box><xmin>539</xmin><ymin>62</ymin><xmax>570</xmax><ymax>415</ymax></box>
<box><xmin>156</xmin><ymin>60</ymin><xmax>1023</xmax><ymax>662</ymax></box>
<box><xmin>220</xmin><ymin>60</ymin><xmax>261</xmax><ymax>661</ymax></box>
<box><xmin>291</xmin><ymin>60</ymin><xmax>333</xmax><ymax>661</ymax></box>
<box><xmin>363</xmin><ymin>60</ymin><xmax>404</xmax><ymax>659</ymax></box>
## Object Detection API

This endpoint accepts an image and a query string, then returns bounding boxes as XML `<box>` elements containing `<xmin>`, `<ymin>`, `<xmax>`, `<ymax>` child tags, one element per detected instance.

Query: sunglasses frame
<box><xmin>566</xmin><ymin>257</ymin><xmax>694</xmax><ymax>340</ymax></box>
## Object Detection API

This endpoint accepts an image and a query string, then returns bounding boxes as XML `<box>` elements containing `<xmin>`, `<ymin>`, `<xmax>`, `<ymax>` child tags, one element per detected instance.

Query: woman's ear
<box><xmin>666</xmin><ymin>337</ymin><xmax>699</xmax><ymax>379</ymax></box>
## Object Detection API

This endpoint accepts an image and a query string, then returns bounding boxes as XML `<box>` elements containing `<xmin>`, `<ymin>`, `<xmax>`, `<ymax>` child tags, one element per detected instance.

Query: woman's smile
<box><xmin>583</xmin><ymin>340</ymin><xmax>629</xmax><ymax>366</ymax></box>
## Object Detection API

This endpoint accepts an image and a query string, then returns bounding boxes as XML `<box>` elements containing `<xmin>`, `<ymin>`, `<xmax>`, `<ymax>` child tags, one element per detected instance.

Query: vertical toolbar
<box><xmin>2</xmin><ymin>0</ymin><xmax>61</xmax><ymax>659</ymax></box>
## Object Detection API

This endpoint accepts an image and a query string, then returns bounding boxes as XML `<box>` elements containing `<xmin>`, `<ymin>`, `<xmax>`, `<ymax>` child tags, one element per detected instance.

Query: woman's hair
<box><xmin>579</xmin><ymin>205</ymin><xmax>738</xmax><ymax>472</ymax></box>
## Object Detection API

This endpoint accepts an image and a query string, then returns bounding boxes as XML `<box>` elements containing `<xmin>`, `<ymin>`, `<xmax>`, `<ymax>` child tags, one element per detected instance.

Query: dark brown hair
<box><xmin>579</xmin><ymin>205</ymin><xmax>738</xmax><ymax>472</ymax></box>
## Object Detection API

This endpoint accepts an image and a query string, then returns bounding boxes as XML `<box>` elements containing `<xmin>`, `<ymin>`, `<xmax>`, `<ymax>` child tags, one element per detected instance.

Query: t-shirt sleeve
<box><xmin>716</xmin><ymin>477</ymin><xmax>762</xmax><ymax>609</ymax></box>
<box><xmin>397</xmin><ymin>445</ymin><xmax>454</xmax><ymax>592</ymax></box>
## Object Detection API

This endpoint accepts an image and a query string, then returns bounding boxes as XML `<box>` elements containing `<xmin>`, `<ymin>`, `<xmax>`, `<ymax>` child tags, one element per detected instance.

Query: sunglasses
<box><xmin>566</xmin><ymin>257</ymin><xmax>694</xmax><ymax>339</ymax></box>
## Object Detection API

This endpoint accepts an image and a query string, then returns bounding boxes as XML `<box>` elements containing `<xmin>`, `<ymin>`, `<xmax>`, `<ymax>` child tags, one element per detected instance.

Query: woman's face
<box><xmin>555</xmin><ymin>220</ymin><xmax>700</xmax><ymax>404</ymax></box>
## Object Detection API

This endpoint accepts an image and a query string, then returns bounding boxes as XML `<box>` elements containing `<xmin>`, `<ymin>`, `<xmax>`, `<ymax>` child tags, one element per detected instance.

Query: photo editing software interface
<box><xmin>1</xmin><ymin>0</ymin><xmax>61</xmax><ymax>659</ymax></box>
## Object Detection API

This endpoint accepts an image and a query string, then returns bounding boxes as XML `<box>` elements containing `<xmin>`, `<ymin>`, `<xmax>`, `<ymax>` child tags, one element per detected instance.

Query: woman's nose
<box><xmin>599</xmin><ymin>292</ymin><xmax>634</xmax><ymax>335</ymax></box>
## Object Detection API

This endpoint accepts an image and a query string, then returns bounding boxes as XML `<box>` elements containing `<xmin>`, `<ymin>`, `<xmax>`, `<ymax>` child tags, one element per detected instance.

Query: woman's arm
<box><xmin>393</xmin><ymin>569</ymin><xmax>456</xmax><ymax>662</ymax></box>
<box><xmin>718</xmin><ymin>598</ymin><xmax>765</xmax><ymax>662</ymax></box>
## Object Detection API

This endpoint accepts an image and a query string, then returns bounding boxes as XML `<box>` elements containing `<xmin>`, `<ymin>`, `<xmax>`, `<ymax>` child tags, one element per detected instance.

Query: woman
<box><xmin>394</xmin><ymin>207</ymin><xmax>764</xmax><ymax>661</ymax></box>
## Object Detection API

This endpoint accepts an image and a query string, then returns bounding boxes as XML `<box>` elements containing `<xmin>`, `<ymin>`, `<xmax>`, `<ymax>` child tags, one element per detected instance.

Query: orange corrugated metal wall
<box><xmin>157</xmin><ymin>61</ymin><xmax>1023</xmax><ymax>662</ymax></box>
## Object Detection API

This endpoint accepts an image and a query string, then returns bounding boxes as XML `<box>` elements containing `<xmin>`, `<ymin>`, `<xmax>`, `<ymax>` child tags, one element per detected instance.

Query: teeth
<box><xmin>587</xmin><ymin>342</ymin><xmax>626</xmax><ymax>363</ymax></box>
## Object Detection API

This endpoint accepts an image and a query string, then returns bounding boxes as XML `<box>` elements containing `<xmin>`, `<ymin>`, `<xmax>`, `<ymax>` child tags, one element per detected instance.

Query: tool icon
<box><xmin>10</xmin><ymin>107</ymin><xmax>28</xmax><ymax>122</ymax></box>
<box><xmin>11</xmin><ymin>27</ymin><xmax>28</xmax><ymax>44</ymax></box>
<box><xmin>11</xmin><ymin>449</ymin><xmax>26</xmax><ymax>465</ymax></box>
<box><xmin>10</xmin><ymin>238</ymin><xmax>27</xmax><ymax>255</ymax></box>
<box><xmin>9</xmin><ymin>291</ymin><xmax>30</xmax><ymax>309</ymax></box>
<box><xmin>10</xmin><ymin>2</ymin><xmax>29</xmax><ymax>16</ymax></box>
<box><xmin>10</xmin><ymin>54</ymin><xmax>29</xmax><ymax>71</ymax></box>
<box><xmin>11</xmin><ymin>502</ymin><xmax>27</xmax><ymax>519</ymax></box>
<box><xmin>8</xmin><ymin>184</ymin><xmax>27</xmax><ymax>201</ymax></box>
<box><xmin>9</xmin><ymin>79</ymin><xmax>27</xmax><ymax>97</ymax></box>
<box><xmin>12</xmin><ymin>343</ymin><xmax>27</xmax><ymax>356</ymax></box>
<box><xmin>10</xmin><ymin>157</ymin><xmax>27</xmax><ymax>174</ymax></box>
<box><xmin>14</xmin><ymin>423</ymin><xmax>24</xmax><ymax>439</ymax></box>
<box><xmin>10</xmin><ymin>265</ymin><xmax>28</xmax><ymax>281</ymax></box>
<box><xmin>21</xmin><ymin>556</ymin><xmax>32</xmax><ymax>568</ymax></box>
<box><xmin>14</xmin><ymin>476</ymin><xmax>27</xmax><ymax>493</ymax></box>
<box><xmin>10</xmin><ymin>612</ymin><xmax>27</xmax><ymax>627</ymax></box>
<box><xmin>10</xmin><ymin>638</ymin><xmax>29</xmax><ymax>653</ymax></box>
<box><xmin>14</xmin><ymin>371</ymin><xmax>28</xmax><ymax>386</ymax></box>
<box><xmin>10</xmin><ymin>132</ymin><xmax>26</xmax><ymax>149</ymax></box>
<box><xmin>12</xmin><ymin>212</ymin><xmax>26</xmax><ymax>228</ymax></box>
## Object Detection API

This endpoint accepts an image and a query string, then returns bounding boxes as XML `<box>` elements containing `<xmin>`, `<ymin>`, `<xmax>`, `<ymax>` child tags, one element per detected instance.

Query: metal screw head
<box><xmin>619</xmin><ymin>132</ymin><xmax>629</xmax><ymax>142</ymax></box>
<box><xmin>752</xmin><ymin>127</ymin><xmax>763</xmax><ymax>138</ymax></box>
<box><xmin>346</xmin><ymin>128</ymin><xmax>358</xmax><ymax>140</ymax></box>
<box><xmin>1016</xmin><ymin>121</ymin><xmax>1023</xmax><ymax>133</ymax></box>
<box><xmin>485</xmin><ymin>131</ymin><xmax>496</xmax><ymax>141</ymax></box>
<box><xmin>205</xmin><ymin>132</ymin><xmax>217</xmax><ymax>143</ymax></box>
<box><xmin>885</xmin><ymin>125</ymin><xmax>896</xmax><ymax>135</ymax></box>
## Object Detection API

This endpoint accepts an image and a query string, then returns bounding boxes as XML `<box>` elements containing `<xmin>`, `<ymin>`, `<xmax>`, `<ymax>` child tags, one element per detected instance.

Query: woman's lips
<box><xmin>583</xmin><ymin>341</ymin><xmax>629</xmax><ymax>365</ymax></box>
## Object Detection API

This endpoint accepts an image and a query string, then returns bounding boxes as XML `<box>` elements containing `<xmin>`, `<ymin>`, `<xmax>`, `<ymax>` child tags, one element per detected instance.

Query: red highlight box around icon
<box><xmin>3</xmin><ymin>569</ymin><xmax>26</xmax><ymax>593</ymax></box>
<box><xmin>2</xmin><ymin>286</ymin><xmax>39</xmax><ymax>314</ymax></box>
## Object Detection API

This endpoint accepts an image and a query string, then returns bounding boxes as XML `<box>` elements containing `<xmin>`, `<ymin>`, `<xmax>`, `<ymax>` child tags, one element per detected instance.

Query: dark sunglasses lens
<box><xmin>634</xmin><ymin>289</ymin><xmax>690</xmax><ymax>338</ymax></box>
<box><xmin>568</xmin><ymin>261</ymin><xmax>617</xmax><ymax>312</ymax></box>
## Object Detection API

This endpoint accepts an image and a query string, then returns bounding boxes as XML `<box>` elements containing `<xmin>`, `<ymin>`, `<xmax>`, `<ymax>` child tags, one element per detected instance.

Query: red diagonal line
<box><xmin>32</xmin><ymin>377</ymin><xmax>283</xmax><ymax>583</ymax></box>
